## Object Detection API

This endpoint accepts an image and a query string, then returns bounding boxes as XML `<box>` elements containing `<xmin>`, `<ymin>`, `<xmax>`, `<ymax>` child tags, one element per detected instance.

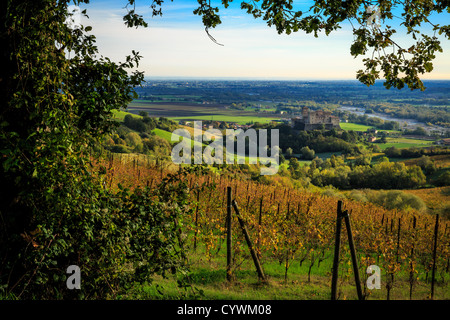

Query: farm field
<box><xmin>127</xmin><ymin>101</ymin><xmax>279</xmax><ymax>124</ymax></box>
<box><xmin>94</xmin><ymin>106</ymin><xmax>450</xmax><ymax>301</ymax></box>
<box><xmin>339</xmin><ymin>122</ymin><xmax>373</xmax><ymax>131</ymax></box>
<box><xmin>170</xmin><ymin>114</ymin><xmax>278</xmax><ymax>125</ymax></box>
<box><xmin>340</xmin><ymin>122</ymin><xmax>403</xmax><ymax>134</ymax></box>
<box><xmin>377</xmin><ymin>137</ymin><xmax>436</xmax><ymax>150</ymax></box>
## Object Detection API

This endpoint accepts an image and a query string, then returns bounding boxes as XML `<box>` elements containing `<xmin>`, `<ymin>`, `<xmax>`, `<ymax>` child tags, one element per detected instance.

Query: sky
<box><xmin>75</xmin><ymin>0</ymin><xmax>450</xmax><ymax>80</ymax></box>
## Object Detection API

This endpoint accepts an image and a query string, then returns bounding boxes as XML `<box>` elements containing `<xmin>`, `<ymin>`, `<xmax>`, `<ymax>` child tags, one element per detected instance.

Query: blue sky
<box><xmin>78</xmin><ymin>0</ymin><xmax>450</xmax><ymax>80</ymax></box>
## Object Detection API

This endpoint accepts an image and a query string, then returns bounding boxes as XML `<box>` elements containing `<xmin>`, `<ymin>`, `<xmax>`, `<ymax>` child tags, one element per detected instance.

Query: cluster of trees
<box><xmin>124</xmin><ymin>112</ymin><xmax>178</xmax><ymax>133</ymax></box>
<box><xmin>287</xmin><ymin>155</ymin><xmax>427</xmax><ymax>190</ymax></box>
<box><xmin>285</xmin><ymin>146</ymin><xmax>316</xmax><ymax>160</ymax></box>
<box><xmin>105</xmin><ymin>129</ymin><xmax>171</xmax><ymax>156</ymax></box>
<box><xmin>368</xmin><ymin>103</ymin><xmax>450</xmax><ymax>128</ymax></box>
<box><xmin>254</xmin><ymin>123</ymin><xmax>363</xmax><ymax>156</ymax></box>
<box><xmin>384</xmin><ymin>146</ymin><xmax>450</xmax><ymax>159</ymax></box>
<box><xmin>103</xmin><ymin>116</ymin><xmax>175</xmax><ymax>156</ymax></box>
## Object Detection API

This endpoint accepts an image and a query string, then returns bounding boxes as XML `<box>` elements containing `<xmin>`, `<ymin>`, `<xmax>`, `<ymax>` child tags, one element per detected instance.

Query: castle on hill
<box><xmin>291</xmin><ymin>106</ymin><xmax>341</xmax><ymax>131</ymax></box>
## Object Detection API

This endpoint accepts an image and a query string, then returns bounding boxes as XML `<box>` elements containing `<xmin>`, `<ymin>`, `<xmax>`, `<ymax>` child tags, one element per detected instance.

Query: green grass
<box><xmin>123</xmin><ymin>247</ymin><xmax>335</xmax><ymax>300</ymax></box>
<box><xmin>152</xmin><ymin>128</ymin><xmax>206</xmax><ymax>148</ymax></box>
<box><xmin>378</xmin><ymin>137</ymin><xmax>435</xmax><ymax>150</ymax></box>
<box><xmin>152</xmin><ymin>128</ymin><xmax>178</xmax><ymax>142</ymax></box>
<box><xmin>288</xmin><ymin>159</ymin><xmax>312</xmax><ymax>167</ymax></box>
<box><xmin>340</xmin><ymin>122</ymin><xmax>401</xmax><ymax>134</ymax></box>
<box><xmin>131</xmin><ymin>96</ymin><xmax>201</xmax><ymax>103</ymax></box>
<box><xmin>122</xmin><ymin>243</ymin><xmax>450</xmax><ymax>300</ymax></box>
<box><xmin>112</xmin><ymin>109</ymin><xmax>142</xmax><ymax>121</ymax></box>
<box><xmin>340</xmin><ymin>122</ymin><xmax>373</xmax><ymax>131</ymax></box>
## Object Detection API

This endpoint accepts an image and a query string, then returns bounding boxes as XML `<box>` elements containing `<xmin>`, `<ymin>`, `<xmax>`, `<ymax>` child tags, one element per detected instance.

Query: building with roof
<box><xmin>291</xmin><ymin>107</ymin><xmax>341</xmax><ymax>131</ymax></box>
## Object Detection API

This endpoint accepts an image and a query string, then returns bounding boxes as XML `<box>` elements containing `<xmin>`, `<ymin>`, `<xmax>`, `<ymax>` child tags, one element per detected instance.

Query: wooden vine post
<box><xmin>331</xmin><ymin>201</ymin><xmax>343</xmax><ymax>300</ymax></box>
<box><xmin>342</xmin><ymin>209</ymin><xmax>363</xmax><ymax>300</ymax></box>
<box><xmin>331</xmin><ymin>200</ymin><xmax>363</xmax><ymax>300</ymax></box>
<box><xmin>232</xmin><ymin>199</ymin><xmax>266</xmax><ymax>281</ymax></box>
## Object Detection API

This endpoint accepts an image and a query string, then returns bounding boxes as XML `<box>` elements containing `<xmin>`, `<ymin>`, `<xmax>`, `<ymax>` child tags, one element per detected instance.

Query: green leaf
<box><xmin>423</xmin><ymin>62</ymin><xmax>433</xmax><ymax>72</ymax></box>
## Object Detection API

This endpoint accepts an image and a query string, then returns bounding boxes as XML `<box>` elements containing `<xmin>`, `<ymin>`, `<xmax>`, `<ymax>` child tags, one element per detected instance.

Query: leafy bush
<box><xmin>346</xmin><ymin>190</ymin><xmax>369</xmax><ymax>203</ymax></box>
<box><xmin>109</xmin><ymin>145</ymin><xmax>130</xmax><ymax>153</ymax></box>
<box><xmin>321</xmin><ymin>186</ymin><xmax>345</xmax><ymax>199</ymax></box>
<box><xmin>432</xmin><ymin>170</ymin><xmax>450</xmax><ymax>186</ymax></box>
<box><xmin>366</xmin><ymin>190</ymin><xmax>427</xmax><ymax>213</ymax></box>
<box><xmin>384</xmin><ymin>146</ymin><xmax>402</xmax><ymax>158</ymax></box>
<box><xmin>1</xmin><ymin>167</ymin><xmax>191</xmax><ymax>299</ymax></box>
<box><xmin>124</xmin><ymin>114</ymin><xmax>148</xmax><ymax>132</ymax></box>
<box><xmin>300</xmin><ymin>146</ymin><xmax>315</xmax><ymax>160</ymax></box>
<box><xmin>417</xmin><ymin>155</ymin><xmax>436</xmax><ymax>175</ymax></box>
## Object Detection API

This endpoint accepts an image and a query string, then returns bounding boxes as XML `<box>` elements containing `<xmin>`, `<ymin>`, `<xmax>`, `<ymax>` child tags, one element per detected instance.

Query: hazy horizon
<box><xmin>142</xmin><ymin>76</ymin><xmax>450</xmax><ymax>81</ymax></box>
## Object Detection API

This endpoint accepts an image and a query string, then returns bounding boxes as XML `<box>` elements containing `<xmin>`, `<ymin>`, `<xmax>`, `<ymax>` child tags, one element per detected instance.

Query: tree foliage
<box><xmin>289</xmin><ymin>155</ymin><xmax>427</xmax><ymax>189</ymax></box>
<box><xmin>0</xmin><ymin>0</ymin><xmax>188</xmax><ymax>299</ymax></box>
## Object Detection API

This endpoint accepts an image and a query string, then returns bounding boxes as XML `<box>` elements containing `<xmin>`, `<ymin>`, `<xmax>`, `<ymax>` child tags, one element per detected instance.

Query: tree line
<box><xmin>286</xmin><ymin>155</ymin><xmax>427</xmax><ymax>190</ymax></box>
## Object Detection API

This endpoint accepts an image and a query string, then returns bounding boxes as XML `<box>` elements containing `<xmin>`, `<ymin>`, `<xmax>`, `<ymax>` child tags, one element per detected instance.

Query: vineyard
<box><xmin>96</xmin><ymin>153</ymin><xmax>450</xmax><ymax>300</ymax></box>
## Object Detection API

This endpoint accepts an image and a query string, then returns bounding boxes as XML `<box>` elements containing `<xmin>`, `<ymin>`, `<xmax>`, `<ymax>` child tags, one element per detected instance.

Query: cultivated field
<box><xmin>127</xmin><ymin>101</ymin><xmax>280</xmax><ymax>124</ymax></box>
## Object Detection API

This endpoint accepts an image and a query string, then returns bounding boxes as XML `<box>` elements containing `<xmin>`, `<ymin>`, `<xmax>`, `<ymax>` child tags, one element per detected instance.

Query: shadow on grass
<box><xmin>188</xmin><ymin>268</ymin><xmax>264</xmax><ymax>285</ymax></box>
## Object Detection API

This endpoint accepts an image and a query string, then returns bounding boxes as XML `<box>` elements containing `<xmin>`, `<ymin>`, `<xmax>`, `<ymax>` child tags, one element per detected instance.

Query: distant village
<box><xmin>178</xmin><ymin>120</ymin><xmax>255</xmax><ymax>131</ymax></box>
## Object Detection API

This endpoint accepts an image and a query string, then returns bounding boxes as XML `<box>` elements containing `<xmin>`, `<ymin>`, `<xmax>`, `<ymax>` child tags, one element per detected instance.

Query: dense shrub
<box><xmin>432</xmin><ymin>170</ymin><xmax>450</xmax><ymax>186</ymax></box>
<box><xmin>367</xmin><ymin>190</ymin><xmax>427</xmax><ymax>213</ymax></box>
<box><xmin>302</xmin><ymin>157</ymin><xmax>426</xmax><ymax>190</ymax></box>
<box><xmin>1</xmin><ymin>167</ymin><xmax>191</xmax><ymax>299</ymax></box>
<box><xmin>300</xmin><ymin>146</ymin><xmax>315</xmax><ymax>160</ymax></box>
<box><xmin>346</xmin><ymin>189</ymin><xmax>427</xmax><ymax>213</ymax></box>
